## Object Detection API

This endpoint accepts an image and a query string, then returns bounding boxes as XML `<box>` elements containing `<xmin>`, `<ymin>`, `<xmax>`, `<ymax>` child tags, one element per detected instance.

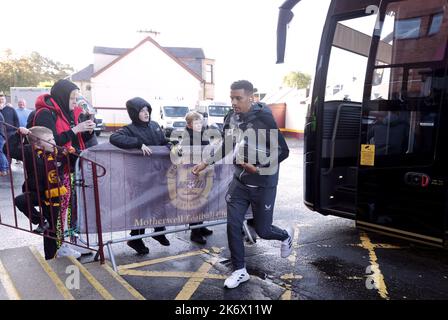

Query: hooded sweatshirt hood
<box><xmin>50</xmin><ymin>79</ymin><xmax>79</xmax><ymax>123</ymax></box>
<box><xmin>239</xmin><ymin>102</ymin><xmax>271</xmax><ymax>122</ymax></box>
<box><xmin>126</xmin><ymin>97</ymin><xmax>152</xmax><ymax>126</ymax></box>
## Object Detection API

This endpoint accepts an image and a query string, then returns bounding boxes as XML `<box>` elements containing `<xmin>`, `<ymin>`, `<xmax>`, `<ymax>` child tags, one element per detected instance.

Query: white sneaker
<box><xmin>66</xmin><ymin>243</ymin><xmax>93</xmax><ymax>255</ymax></box>
<box><xmin>281</xmin><ymin>227</ymin><xmax>294</xmax><ymax>258</ymax></box>
<box><xmin>56</xmin><ymin>243</ymin><xmax>82</xmax><ymax>259</ymax></box>
<box><xmin>224</xmin><ymin>268</ymin><xmax>250</xmax><ymax>289</ymax></box>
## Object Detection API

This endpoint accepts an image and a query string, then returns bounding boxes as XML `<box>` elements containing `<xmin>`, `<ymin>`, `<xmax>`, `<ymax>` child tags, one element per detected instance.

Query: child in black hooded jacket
<box><xmin>110</xmin><ymin>97</ymin><xmax>170</xmax><ymax>254</ymax></box>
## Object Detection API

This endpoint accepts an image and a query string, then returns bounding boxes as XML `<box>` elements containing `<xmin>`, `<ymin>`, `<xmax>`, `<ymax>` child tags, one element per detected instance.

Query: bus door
<box><xmin>305</xmin><ymin>1</ymin><xmax>381</xmax><ymax>219</ymax></box>
<box><xmin>356</xmin><ymin>0</ymin><xmax>448</xmax><ymax>247</ymax></box>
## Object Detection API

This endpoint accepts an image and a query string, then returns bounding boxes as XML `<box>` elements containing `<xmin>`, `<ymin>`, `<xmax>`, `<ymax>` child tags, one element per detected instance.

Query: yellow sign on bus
<box><xmin>360</xmin><ymin>144</ymin><xmax>375</xmax><ymax>166</ymax></box>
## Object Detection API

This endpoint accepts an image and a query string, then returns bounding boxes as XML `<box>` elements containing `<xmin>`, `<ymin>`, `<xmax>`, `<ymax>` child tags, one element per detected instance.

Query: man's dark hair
<box><xmin>231</xmin><ymin>80</ymin><xmax>254</xmax><ymax>94</ymax></box>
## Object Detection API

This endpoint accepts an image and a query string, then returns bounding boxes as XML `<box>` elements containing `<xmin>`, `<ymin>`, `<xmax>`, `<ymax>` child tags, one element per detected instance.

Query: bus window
<box><xmin>324</xmin><ymin>14</ymin><xmax>378</xmax><ymax>102</ymax></box>
<box><xmin>367</xmin><ymin>111</ymin><xmax>409</xmax><ymax>156</ymax></box>
<box><xmin>364</xmin><ymin>0</ymin><xmax>447</xmax><ymax>166</ymax></box>
<box><xmin>371</xmin><ymin>65</ymin><xmax>404</xmax><ymax>100</ymax></box>
<box><xmin>407</xmin><ymin>68</ymin><xmax>433</xmax><ymax>98</ymax></box>
<box><xmin>374</xmin><ymin>0</ymin><xmax>448</xmax><ymax>65</ymax></box>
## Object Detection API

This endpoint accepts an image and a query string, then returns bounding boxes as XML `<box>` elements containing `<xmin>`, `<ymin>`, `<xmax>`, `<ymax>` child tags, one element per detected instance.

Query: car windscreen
<box><xmin>208</xmin><ymin>106</ymin><xmax>231</xmax><ymax>117</ymax></box>
<box><xmin>163</xmin><ymin>106</ymin><xmax>189</xmax><ymax>117</ymax></box>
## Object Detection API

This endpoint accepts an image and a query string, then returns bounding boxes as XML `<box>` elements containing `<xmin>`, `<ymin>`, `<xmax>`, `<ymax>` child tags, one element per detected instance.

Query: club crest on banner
<box><xmin>167</xmin><ymin>164</ymin><xmax>214</xmax><ymax>210</ymax></box>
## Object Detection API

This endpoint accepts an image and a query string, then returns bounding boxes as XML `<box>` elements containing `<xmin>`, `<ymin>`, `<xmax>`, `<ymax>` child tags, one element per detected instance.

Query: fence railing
<box><xmin>0</xmin><ymin>122</ymin><xmax>106</xmax><ymax>263</ymax></box>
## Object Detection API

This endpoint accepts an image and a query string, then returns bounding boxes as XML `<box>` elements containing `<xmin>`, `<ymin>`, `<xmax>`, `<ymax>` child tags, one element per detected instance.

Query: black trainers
<box><xmin>200</xmin><ymin>227</ymin><xmax>213</xmax><ymax>236</ymax></box>
<box><xmin>127</xmin><ymin>239</ymin><xmax>149</xmax><ymax>255</ymax></box>
<box><xmin>152</xmin><ymin>235</ymin><xmax>170</xmax><ymax>246</ymax></box>
<box><xmin>190</xmin><ymin>230</ymin><xmax>207</xmax><ymax>245</ymax></box>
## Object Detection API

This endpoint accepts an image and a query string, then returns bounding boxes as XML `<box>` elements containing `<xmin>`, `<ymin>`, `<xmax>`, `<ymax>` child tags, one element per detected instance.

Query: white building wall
<box><xmin>284</xmin><ymin>90</ymin><xmax>308</xmax><ymax>132</ymax></box>
<box><xmin>263</xmin><ymin>87</ymin><xmax>308</xmax><ymax>133</ymax></box>
<box><xmin>91</xmin><ymin>41</ymin><xmax>202</xmax><ymax>126</ymax></box>
<box><xmin>73</xmin><ymin>81</ymin><xmax>92</xmax><ymax>103</ymax></box>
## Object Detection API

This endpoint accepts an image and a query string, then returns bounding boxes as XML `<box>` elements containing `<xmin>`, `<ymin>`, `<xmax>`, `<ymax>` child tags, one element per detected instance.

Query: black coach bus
<box><xmin>277</xmin><ymin>0</ymin><xmax>448</xmax><ymax>248</ymax></box>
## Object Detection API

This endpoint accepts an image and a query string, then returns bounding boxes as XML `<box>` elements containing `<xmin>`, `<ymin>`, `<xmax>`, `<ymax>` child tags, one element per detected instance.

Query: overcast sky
<box><xmin>2</xmin><ymin>0</ymin><xmax>331</xmax><ymax>100</ymax></box>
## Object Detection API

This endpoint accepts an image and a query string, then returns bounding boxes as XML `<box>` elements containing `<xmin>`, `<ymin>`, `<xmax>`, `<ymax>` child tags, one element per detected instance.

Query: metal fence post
<box><xmin>91</xmin><ymin>163</ymin><xmax>105</xmax><ymax>264</ymax></box>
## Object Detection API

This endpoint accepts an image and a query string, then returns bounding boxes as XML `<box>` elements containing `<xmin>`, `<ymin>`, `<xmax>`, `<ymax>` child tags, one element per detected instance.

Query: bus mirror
<box><xmin>276</xmin><ymin>0</ymin><xmax>301</xmax><ymax>64</ymax></box>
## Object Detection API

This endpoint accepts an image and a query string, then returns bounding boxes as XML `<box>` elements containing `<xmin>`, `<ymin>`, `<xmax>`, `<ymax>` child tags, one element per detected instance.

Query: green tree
<box><xmin>283</xmin><ymin>71</ymin><xmax>312</xmax><ymax>89</ymax></box>
<box><xmin>0</xmin><ymin>50</ymin><xmax>73</xmax><ymax>94</ymax></box>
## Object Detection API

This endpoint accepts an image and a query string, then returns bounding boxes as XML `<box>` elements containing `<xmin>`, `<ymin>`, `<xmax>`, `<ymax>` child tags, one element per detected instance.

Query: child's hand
<box><xmin>62</xmin><ymin>146</ymin><xmax>76</xmax><ymax>156</ymax></box>
<box><xmin>18</xmin><ymin>127</ymin><xmax>30</xmax><ymax>135</ymax></box>
<box><xmin>141</xmin><ymin>144</ymin><xmax>152</xmax><ymax>156</ymax></box>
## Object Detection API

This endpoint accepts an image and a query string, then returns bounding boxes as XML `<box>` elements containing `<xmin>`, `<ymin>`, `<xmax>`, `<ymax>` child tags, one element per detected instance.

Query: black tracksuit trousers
<box><xmin>226</xmin><ymin>178</ymin><xmax>288</xmax><ymax>270</ymax></box>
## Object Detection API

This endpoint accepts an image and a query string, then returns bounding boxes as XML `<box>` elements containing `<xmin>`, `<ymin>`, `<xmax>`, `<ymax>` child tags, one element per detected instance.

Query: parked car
<box><xmin>93</xmin><ymin>117</ymin><xmax>105</xmax><ymax>136</ymax></box>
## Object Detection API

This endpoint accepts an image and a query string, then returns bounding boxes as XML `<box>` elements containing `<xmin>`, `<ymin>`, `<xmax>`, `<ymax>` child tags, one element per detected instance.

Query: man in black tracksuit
<box><xmin>192</xmin><ymin>80</ymin><xmax>294</xmax><ymax>289</ymax></box>
<box><xmin>109</xmin><ymin>97</ymin><xmax>170</xmax><ymax>254</ymax></box>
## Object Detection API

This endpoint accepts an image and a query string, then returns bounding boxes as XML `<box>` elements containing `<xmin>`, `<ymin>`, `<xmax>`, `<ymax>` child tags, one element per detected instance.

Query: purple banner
<box><xmin>77</xmin><ymin>143</ymin><xmax>233</xmax><ymax>233</ymax></box>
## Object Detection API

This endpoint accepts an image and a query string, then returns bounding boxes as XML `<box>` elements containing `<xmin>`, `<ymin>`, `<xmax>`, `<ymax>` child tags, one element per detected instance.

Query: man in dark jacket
<box><xmin>0</xmin><ymin>92</ymin><xmax>19</xmax><ymax>138</ymax></box>
<box><xmin>192</xmin><ymin>80</ymin><xmax>294</xmax><ymax>289</ymax></box>
<box><xmin>110</xmin><ymin>97</ymin><xmax>170</xmax><ymax>254</ymax></box>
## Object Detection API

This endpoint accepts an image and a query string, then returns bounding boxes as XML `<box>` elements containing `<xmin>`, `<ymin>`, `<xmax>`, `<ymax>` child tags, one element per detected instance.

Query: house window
<box><xmin>206</xmin><ymin>64</ymin><xmax>213</xmax><ymax>83</ymax></box>
<box><xmin>395</xmin><ymin>17</ymin><xmax>421</xmax><ymax>40</ymax></box>
<box><xmin>428</xmin><ymin>12</ymin><xmax>443</xmax><ymax>36</ymax></box>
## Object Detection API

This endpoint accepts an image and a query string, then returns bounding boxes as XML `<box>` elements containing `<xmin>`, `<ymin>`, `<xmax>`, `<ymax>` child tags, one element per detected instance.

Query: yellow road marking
<box><xmin>280</xmin><ymin>223</ymin><xmax>301</xmax><ymax>300</ymax></box>
<box><xmin>360</xmin><ymin>232</ymin><xmax>389</xmax><ymax>300</ymax></box>
<box><xmin>67</xmin><ymin>257</ymin><xmax>115</xmax><ymax>300</ymax></box>
<box><xmin>347</xmin><ymin>243</ymin><xmax>406</xmax><ymax>249</ymax></box>
<box><xmin>119</xmin><ymin>269</ymin><xmax>227</xmax><ymax>280</ymax></box>
<box><xmin>29</xmin><ymin>246</ymin><xmax>74</xmax><ymax>300</ymax></box>
<box><xmin>175</xmin><ymin>257</ymin><xmax>219</xmax><ymax>300</ymax></box>
<box><xmin>102</xmin><ymin>263</ymin><xmax>145</xmax><ymax>300</ymax></box>
<box><xmin>280</xmin><ymin>284</ymin><xmax>292</xmax><ymax>300</ymax></box>
<box><xmin>0</xmin><ymin>258</ymin><xmax>21</xmax><ymax>300</ymax></box>
<box><xmin>118</xmin><ymin>250</ymin><xmax>208</xmax><ymax>271</ymax></box>
<box><xmin>210</xmin><ymin>247</ymin><xmax>224</xmax><ymax>254</ymax></box>
<box><xmin>280</xmin><ymin>273</ymin><xmax>303</xmax><ymax>280</ymax></box>
<box><xmin>373</xmin><ymin>244</ymin><xmax>406</xmax><ymax>249</ymax></box>
<box><xmin>287</xmin><ymin>224</ymin><xmax>300</xmax><ymax>265</ymax></box>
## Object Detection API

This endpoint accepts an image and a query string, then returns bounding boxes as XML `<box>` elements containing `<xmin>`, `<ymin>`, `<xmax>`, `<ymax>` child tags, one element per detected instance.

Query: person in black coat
<box><xmin>110</xmin><ymin>97</ymin><xmax>170</xmax><ymax>255</ymax></box>
<box><xmin>0</xmin><ymin>92</ymin><xmax>19</xmax><ymax>138</ymax></box>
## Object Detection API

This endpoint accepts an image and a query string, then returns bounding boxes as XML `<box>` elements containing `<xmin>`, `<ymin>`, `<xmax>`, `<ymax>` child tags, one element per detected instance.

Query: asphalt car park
<box><xmin>1</xmin><ymin>136</ymin><xmax>447</xmax><ymax>300</ymax></box>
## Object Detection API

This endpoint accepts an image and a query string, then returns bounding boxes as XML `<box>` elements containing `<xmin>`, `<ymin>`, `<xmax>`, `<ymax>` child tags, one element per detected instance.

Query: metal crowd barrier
<box><xmin>0</xmin><ymin>122</ymin><xmax>253</xmax><ymax>271</ymax></box>
<box><xmin>0</xmin><ymin>122</ymin><xmax>107</xmax><ymax>263</ymax></box>
<box><xmin>75</xmin><ymin>143</ymin><xmax>254</xmax><ymax>272</ymax></box>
